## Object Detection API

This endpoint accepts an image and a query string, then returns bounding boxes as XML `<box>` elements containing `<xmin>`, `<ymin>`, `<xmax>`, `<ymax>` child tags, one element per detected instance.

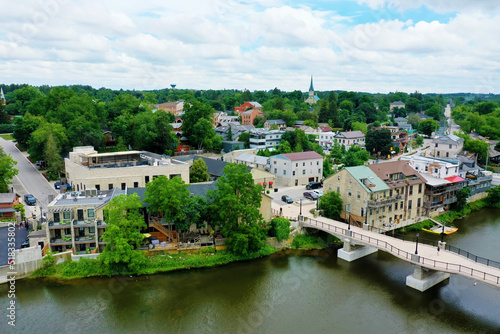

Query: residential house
<box><xmin>269</xmin><ymin>151</ymin><xmax>323</xmax><ymax>187</ymax></box>
<box><xmin>234</xmin><ymin>153</ymin><xmax>270</xmax><ymax>171</ymax></box>
<box><xmin>390</xmin><ymin>101</ymin><xmax>405</xmax><ymax>112</ymax></box>
<box><xmin>394</xmin><ymin>117</ymin><xmax>408</xmax><ymax>126</ymax></box>
<box><xmin>0</xmin><ymin>193</ymin><xmax>20</xmax><ymax>220</ymax></box>
<box><xmin>240</xmin><ymin>109</ymin><xmax>263</xmax><ymax>125</ymax></box>
<box><xmin>65</xmin><ymin>146</ymin><xmax>189</xmax><ymax>192</ymax></box>
<box><xmin>249</xmin><ymin>129</ymin><xmax>284</xmax><ymax>150</ymax></box>
<box><xmin>235</xmin><ymin>101</ymin><xmax>263</xmax><ymax>112</ymax></box>
<box><xmin>334</xmin><ymin>131</ymin><xmax>365</xmax><ymax>150</ymax></box>
<box><xmin>215</xmin><ymin>123</ymin><xmax>254</xmax><ymax>141</ymax></box>
<box><xmin>318</xmin><ymin>132</ymin><xmax>338</xmax><ymax>149</ymax></box>
<box><xmin>264</xmin><ymin>119</ymin><xmax>287</xmax><ymax>130</ymax></box>
<box><xmin>400</xmin><ymin>155</ymin><xmax>466</xmax><ymax>217</ymax></box>
<box><xmin>431</xmin><ymin>134</ymin><xmax>464</xmax><ymax>158</ymax></box>
<box><xmin>45</xmin><ymin>189</ymin><xmax>125</xmax><ymax>254</ymax></box>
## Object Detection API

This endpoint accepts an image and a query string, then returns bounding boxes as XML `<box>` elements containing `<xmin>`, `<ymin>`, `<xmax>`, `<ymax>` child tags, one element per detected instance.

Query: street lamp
<box><xmin>415</xmin><ymin>233</ymin><xmax>419</xmax><ymax>255</ymax></box>
<box><xmin>299</xmin><ymin>199</ymin><xmax>302</xmax><ymax>216</ymax></box>
<box><xmin>441</xmin><ymin>222</ymin><xmax>445</xmax><ymax>243</ymax></box>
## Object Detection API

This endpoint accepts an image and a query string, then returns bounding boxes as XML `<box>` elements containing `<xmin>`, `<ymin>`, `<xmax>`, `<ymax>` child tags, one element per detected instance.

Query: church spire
<box><xmin>309</xmin><ymin>76</ymin><xmax>314</xmax><ymax>92</ymax></box>
<box><xmin>0</xmin><ymin>88</ymin><xmax>5</xmax><ymax>105</ymax></box>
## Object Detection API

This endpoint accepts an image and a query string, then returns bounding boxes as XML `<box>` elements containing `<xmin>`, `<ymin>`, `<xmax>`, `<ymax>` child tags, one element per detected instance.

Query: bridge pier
<box><xmin>338</xmin><ymin>238</ymin><xmax>378</xmax><ymax>262</ymax></box>
<box><xmin>406</xmin><ymin>265</ymin><xmax>450</xmax><ymax>292</ymax></box>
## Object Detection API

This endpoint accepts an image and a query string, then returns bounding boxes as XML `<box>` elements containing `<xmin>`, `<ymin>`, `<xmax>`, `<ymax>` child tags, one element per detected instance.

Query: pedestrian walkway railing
<box><xmin>303</xmin><ymin>217</ymin><xmax>500</xmax><ymax>286</ymax></box>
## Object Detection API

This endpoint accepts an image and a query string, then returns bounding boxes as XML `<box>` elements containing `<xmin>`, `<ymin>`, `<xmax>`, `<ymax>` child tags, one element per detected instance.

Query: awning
<box><xmin>142</xmin><ymin>233</ymin><xmax>152</xmax><ymax>238</ymax></box>
<box><xmin>445</xmin><ymin>176</ymin><xmax>465</xmax><ymax>183</ymax></box>
<box><xmin>0</xmin><ymin>207</ymin><xmax>16</xmax><ymax>213</ymax></box>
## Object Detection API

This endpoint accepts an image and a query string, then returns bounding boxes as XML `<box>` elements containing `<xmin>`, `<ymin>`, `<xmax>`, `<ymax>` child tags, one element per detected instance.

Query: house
<box><xmin>0</xmin><ymin>193</ymin><xmax>20</xmax><ymax>220</ymax></box>
<box><xmin>264</xmin><ymin>119</ymin><xmax>287</xmax><ymax>130</ymax></box>
<box><xmin>240</xmin><ymin>109</ymin><xmax>263</xmax><ymax>125</ymax></box>
<box><xmin>65</xmin><ymin>146</ymin><xmax>190</xmax><ymax>192</ymax></box>
<box><xmin>400</xmin><ymin>155</ymin><xmax>466</xmax><ymax>217</ymax></box>
<box><xmin>152</xmin><ymin>100</ymin><xmax>185</xmax><ymax>116</ymax></box>
<box><xmin>217</xmin><ymin>115</ymin><xmax>241</xmax><ymax>126</ymax></box>
<box><xmin>45</xmin><ymin>188</ymin><xmax>125</xmax><ymax>254</ymax></box>
<box><xmin>394</xmin><ymin>117</ymin><xmax>408</xmax><ymax>126</ymax></box>
<box><xmin>102</xmin><ymin>130</ymin><xmax>116</xmax><ymax>147</ymax></box>
<box><xmin>334</xmin><ymin>131</ymin><xmax>365</xmax><ymax>150</ymax></box>
<box><xmin>489</xmin><ymin>150</ymin><xmax>500</xmax><ymax>164</ymax></box>
<box><xmin>305</xmin><ymin>76</ymin><xmax>320</xmax><ymax>105</ymax></box>
<box><xmin>235</xmin><ymin>101</ymin><xmax>263</xmax><ymax>112</ymax></box>
<box><xmin>323</xmin><ymin>162</ymin><xmax>426</xmax><ymax>229</ymax></box>
<box><xmin>249</xmin><ymin>129</ymin><xmax>284</xmax><ymax>150</ymax></box>
<box><xmin>317</xmin><ymin>132</ymin><xmax>338</xmax><ymax>149</ymax></box>
<box><xmin>431</xmin><ymin>134</ymin><xmax>464</xmax><ymax>158</ymax></box>
<box><xmin>390</xmin><ymin>101</ymin><xmax>405</xmax><ymax>112</ymax></box>
<box><xmin>222</xmin><ymin>148</ymin><xmax>260</xmax><ymax>163</ymax></box>
<box><xmin>214</xmin><ymin>123</ymin><xmax>254</xmax><ymax>141</ymax></box>
<box><xmin>234</xmin><ymin>152</ymin><xmax>270</xmax><ymax>171</ymax></box>
<box><xmin>319</xmin><ymin>126</ymin><xmax>333</xmax><ymax>133</ymax></box>
<box><xmin>269</xmin><ymin>151</ymin><xmax>323</xmax><ymax>187</ymax></box>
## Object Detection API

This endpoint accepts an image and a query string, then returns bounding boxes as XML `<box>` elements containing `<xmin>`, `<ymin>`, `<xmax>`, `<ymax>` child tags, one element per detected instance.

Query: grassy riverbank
<box><xmin>30</xmin><ymin>245</ymin><xmax>277</xmax><ymax>280</ymax></box>
<box><xmin>291</xmin><ymin>232</ymin><xmax>342</xmax><ymax>250</ymax></box>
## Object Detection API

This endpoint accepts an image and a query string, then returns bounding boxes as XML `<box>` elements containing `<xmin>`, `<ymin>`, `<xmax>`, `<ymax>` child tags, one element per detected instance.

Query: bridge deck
<box><xmin>302</xmin><ymin>215</ymin><xmax>500</xmax><ymax>288</ymax></box>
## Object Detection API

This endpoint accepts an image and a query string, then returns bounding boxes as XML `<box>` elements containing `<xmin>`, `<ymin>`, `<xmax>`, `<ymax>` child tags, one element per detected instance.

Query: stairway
<box><xmin>151</xmin><ymin>218</ymin><xmax>177</xmax><ymax>242</ymax></box>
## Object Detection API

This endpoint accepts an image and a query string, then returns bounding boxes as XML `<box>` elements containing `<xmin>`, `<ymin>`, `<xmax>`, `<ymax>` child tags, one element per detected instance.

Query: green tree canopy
<box><xmin>365</xmin><ymin>128</ymin><xmax>392</xmax><ymax>156</ymax></box>
<box><xmin>319</xmin><ymin>191</ymin><xmax>343</xmax><ymax>220</ymax></box>
<box><xmin>190</xmin><ymin>158</ymin><xmax>210</xmax><ymax>183</ymax></box>
<box><xmin>418</xmin><ymin>119</ymin><xmax>439</xmax><ymax>137</ymax></box>
<box><xmin>100</xmin><ymin>194</ymin><xmax>147</xmax><ymax>273</ymax></box>
<box><xmin>269</xmin><ymin>217</ymin><xmax>290</xmax><ymax>242</ymax></box>
<box><xmin>0</xmin><ymin>147</ymin><xmax>18</xmax><ymax>193</ymax></box>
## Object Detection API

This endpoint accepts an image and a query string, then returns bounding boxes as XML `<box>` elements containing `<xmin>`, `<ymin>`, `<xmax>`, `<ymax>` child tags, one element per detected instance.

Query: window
<box><xmin>357</xmin><ymin>192</ymin><xmax>360</xmax><ymax>199</ymax></box>
<box><xmin>348</xmin><ymin>189</ymin><xmax>352</xmax><ymax>196</ymax></box>
<box><xmin>66</xmin><ymin>245</ymin><xmax>72</xmax><ymax>250</ymax></box>
<box><xmin>338</xmin><ymin>176</ymin><xmax>340</xmax><ymax>181</ymax></box>
<box><xmin>425</xmin><ymin>166</ymin><xmax>428</xmax><ymax>172</ymax></box>
<box><xmin>449</xmin><ymin>144</ymin><xmax>452</xmax><ymax>149</ymax></box>
<box><xmin>89</xmin><ymin>226</ymin><xmax>95</xmax><ymax>233</ymax></box>
<box><xmin>434</xmin><ymin>168</ymin><xmax>438</xmax><ymax>173</ymax></box>
<box><xmin>395</xmin><ymin>202</ymin><xmax>398</xmax><ymax>210</ymax></box>
<box><xmin>303</xmin><ymin>162</ymin><xmax>305</xmax><ymax>166</ymax></box>
<box><xmin>370</xmin><ymin>209</ymin><xmax>373</xmax><ymax>215</ymax></box>
<box><xmin>134</xmin><ymin>182</ymin><xmax>138</xmax><ymax>188</ymax></box>
<box><xmin>418</xmin><ymin>184</ymin><xmax>422</xmax><ymax>194</ymax></box>
<box><xmin>293</xmin><ymin>171</ymin><xmax>296</xmax><ymax>176</ymax></box>
<box><xmin>446</xmin><ymin>152</ymin><xmax>449</xmax><ymax>158</ymax></box>
<box><xmin>95</xmin><ymin>184</ymin><xmax>100</xmax><ymax>190</ymax></box>
<box><xmin>54</xmin><ymin>212</ymin><xmax>60</xmax><ymax>222</ymax></box>
<box><xmin>409</xmin><ymin>186</ymin><xmax>413</xmax><ymax>195</ymax></box>
<box><xmin>400</xmin><ymin>201</ymin><xmax>403</xmax><ymax>208</ymax></box>
<box><xmin>88</xmin><ymin>209</ymin><xmax>94</xmax><ymax>218</ymax></box>
<box><xmin>63</xmin><ymin>212</ymin><xmax>70</xmax><ymax>220</ymax></box>
<box><xmin>108</xmin><ymin>184</ymin><xmax>113</xmax><ymax>190</ymax></box>
<box><xmin>317</xmin><ymin>161</ymin><xmax>319</xmax><ymax>165</ymax></box>
<box><xmin>337</xmin><ymin>187</ymin><xmax>340</xmax><ymax>192</ymax></box>
<box><xmin>302</xmin><ymin>170</ymin><xmax>306</xmax><ymax>175</ymax></box>
<box><xmin>389</xmin><ymin>190</ymin><xmax>393</xmax><ymax>197</ymax></box>
<box><xmin>435</xmin><ymin>143</ymin><xmax>438</xmax><ymax>148</ymax></box>
<box><xmin>283</xmin><ymin>170</ymin><xmax>286</xmax><ymax>175</ymax></box>
<box><xmin>296</xmin><ymin>163</ymin><xmax>298</xmax><ymax>167</ymax></box>
<box><xmin>65</xmin><ymin>228</ymin><xmax>71</xmax><ymax>235</ymax></box>
<box><xmin>145</xmin><ymin>176</ymin><xmax>150</xmax><ymax>183</ymax></box>
<box><xmin>274</xmin><ymin>168</ymin><xmax>277</xmax><ymax>173</ymax></box>
<box><xmin>408</xmin><ymin>200</ymin><xmax>412</xmax><ymax>209</ymax></box>
<box><xmin>121</xmin><ymin>183</ymin><xmax>126</xmax><ymax>190</ymax></box>
<box><xmin>417</xmin><ymin>198</ymin><xmax>421</xmax><ymax>207</ymax></box>
<box><xmin>388</xmin><ymin>205</ymin><xmax>392</xmax><ymax>212</ymax></box>
<box><xmin>310</xmin><ymin>162</ymin><xmax>312</xmax><ymax>166</ymax></box>
<box><xmin>446</xmin><ymin>169</ymin><xmax>449</xmax><ymax>175</ymax></box>
<box><xmin>382</xmin><ymin>206</ymin><xmax>385</xmax><ymax>213</ymax></box>
<box><xmin>318</xmin><ymin>169</ymin><xmax>321</xmax><ymax>174</ymax></box>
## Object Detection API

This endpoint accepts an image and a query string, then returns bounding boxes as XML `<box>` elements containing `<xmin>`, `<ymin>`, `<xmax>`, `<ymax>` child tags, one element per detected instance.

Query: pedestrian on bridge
<box><xmin>437</xmin><ymin>246</ymin><xmax>440</xmax><ymax>256</ymax></box>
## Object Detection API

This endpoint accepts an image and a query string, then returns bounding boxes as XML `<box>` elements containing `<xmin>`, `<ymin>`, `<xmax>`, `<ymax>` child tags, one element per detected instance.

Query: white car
<box><xmin>312</xmin><ymin>190</ymin><xmax>323</xmax><ymax>196</ymax></box>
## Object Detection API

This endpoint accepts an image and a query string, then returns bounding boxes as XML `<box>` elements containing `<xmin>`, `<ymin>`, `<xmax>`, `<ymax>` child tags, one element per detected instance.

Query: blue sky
<box><xmin>1</xmin><ymin>0</ymin><xmax>499</xmax><ymax>93</ymax></box>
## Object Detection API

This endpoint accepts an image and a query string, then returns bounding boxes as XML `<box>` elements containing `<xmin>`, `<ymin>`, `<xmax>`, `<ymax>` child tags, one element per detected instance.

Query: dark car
<box><xmin>303</xmin><ymin>192</ymin><xmax>319</xmax><ymax>201</ymax></box>
<box><xmin>24</xmin><ymin>194</ymin><xmax>36</xmax><ymax>206</ymax></box>
<box><xmin>21</xmin><ymin>238</ymin><xmax>30</xmax><ymax>248</ymax></box>
<box><xmin>281</xmin><ymin>195</ymin><xmax>293</xmax><ymax>204</ymax></box>
<box><xmin>306</xmin><ymin>182</ymin><xmax>322</xmax><ymax>190</ymax></box>
<box><xmin>54</xmin><ymin>182</ymin><xmax>71</xmax><ymax>190</ymax></box>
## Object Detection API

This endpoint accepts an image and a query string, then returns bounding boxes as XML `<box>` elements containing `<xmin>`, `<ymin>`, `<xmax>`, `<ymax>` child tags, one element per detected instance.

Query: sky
<box><xmin>1</xmin><ymin>0</ymin><xmax>500</xmax><ymax>94</ymax></box>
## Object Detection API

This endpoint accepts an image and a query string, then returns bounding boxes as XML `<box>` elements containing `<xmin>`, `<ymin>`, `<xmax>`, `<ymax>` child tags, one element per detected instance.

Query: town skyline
<box><xmin>1</xmin><ymin>0</ymin><xmax>499</xmax><ymax>94</ymax></box>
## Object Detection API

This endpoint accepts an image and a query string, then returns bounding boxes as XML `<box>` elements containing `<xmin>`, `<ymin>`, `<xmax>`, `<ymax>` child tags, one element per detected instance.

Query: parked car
<box><xmin>24</xmin><ymin>194</ymin><xmax>36</xmax><ymax>206</ymax></box>
<box><xmin>281</xmin><ymin>195</ymin><xmax>293</xmax><ymax>204</ymax></box>
<box><xmin>312</xmin><ymin>190</ymin><xmax>323</xmax><ymax>196</ymax></box>
<box><xmin>21</xmin><ymin>238</ymin><xmax>30</xmax><ymax>248</ymax></box>
<box><xmin>306</xmin><ymin>182</ymin><xmax>322</xmax><ymax>190</ymax></box>
<box><xmin>303</xmin><ymin>192</ymin><xmax>319</xmax><ymax>201</ymax></box>
<box><xmin>54</xmin><ymin>182</ymin><xmax>71</xmax><ymax>190</ymax></box>
<box><xmin>35</xmin><ymin>161</ymin><xmax>46</xmax><ymax>169</ymax></box>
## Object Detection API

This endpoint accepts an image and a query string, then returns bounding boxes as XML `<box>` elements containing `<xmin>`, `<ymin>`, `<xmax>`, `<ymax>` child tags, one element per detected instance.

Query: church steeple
<box><xmin>309</xmin><ymin>76</ymin><xmax>314</xmax><ymax>92</ymax></box>
<box><xmin>0</xmin><ymin>88</ymin><xmax>5</xmax><ymax>106</ymax></box>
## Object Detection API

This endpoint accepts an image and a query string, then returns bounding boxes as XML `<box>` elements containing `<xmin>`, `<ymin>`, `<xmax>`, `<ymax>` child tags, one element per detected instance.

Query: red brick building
<box><xmin>0</xmin><ymin>193</ymin><xmax>19</xmax><ymax>220</ymax></box>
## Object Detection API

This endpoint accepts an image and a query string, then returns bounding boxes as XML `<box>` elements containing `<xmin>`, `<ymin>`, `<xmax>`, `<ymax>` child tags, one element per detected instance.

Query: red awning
<box><xmin>445</xmin><ymin>176</ymin><xmax>465</xmax><ymax>183</ymax></box>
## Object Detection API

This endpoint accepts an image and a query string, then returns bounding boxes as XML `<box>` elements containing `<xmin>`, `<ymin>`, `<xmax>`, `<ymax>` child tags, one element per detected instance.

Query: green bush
<box><xmin>0</xmin><ymin>124</ymin><xmax>15</xmax><ymax>134</ymax></box>
<box><xmin>269</xmin><ymin>217</ymin><xmax>291</xmax><ymax>242</ymax></box>
<box><xmin>200</xmin><ymin>246</ymin><xmax>215</xmax><ymax>254</ymax></box>
<box><xmin>291</xmin><ymin>234</ymin><xmax>327</xmax><ymax>250</ymax></box>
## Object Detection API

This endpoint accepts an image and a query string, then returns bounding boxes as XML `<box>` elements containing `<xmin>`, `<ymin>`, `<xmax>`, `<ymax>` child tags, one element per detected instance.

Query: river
<box><xmin>1</xmin><ymin>209</ymin><xmax>499</xmax><ymax>333</ymax></box>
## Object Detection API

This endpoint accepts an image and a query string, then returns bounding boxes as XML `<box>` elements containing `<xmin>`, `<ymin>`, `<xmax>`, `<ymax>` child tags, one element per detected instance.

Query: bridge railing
<box><xmin>445</xmin><ymin>244</ymin><xmax>500</xmax><ymax>269</ymax></box>
<box><xmin>303</xmin><ymin>217</ymin><xmax>500</xmax><ymax>286</ymax></box>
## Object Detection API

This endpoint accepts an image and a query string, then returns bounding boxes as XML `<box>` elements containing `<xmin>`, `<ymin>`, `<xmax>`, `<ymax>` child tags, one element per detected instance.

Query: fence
<box><xmin>303</xmin><ymin>217</ymin><xmax>500</xmax><ymax>286</ymax></box>
<box><xmin>271</xmin><ymin>209</ymin><xmax>298</xmax><ymax>221</ymax></box>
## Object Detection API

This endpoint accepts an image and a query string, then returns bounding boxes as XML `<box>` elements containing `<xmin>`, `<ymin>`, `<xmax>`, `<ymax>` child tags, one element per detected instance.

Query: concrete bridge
<box><xmin>300</xmin><ymin>215</ymin><xmax>500</xmax><ymax>292</ymax></box>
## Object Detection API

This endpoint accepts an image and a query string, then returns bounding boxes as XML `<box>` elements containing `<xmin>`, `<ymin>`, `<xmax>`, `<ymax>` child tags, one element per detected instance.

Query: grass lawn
<box><xmin>0</xmin><ymin>134</ymin><xmax>14</xmax><ymax>140</ymax></box>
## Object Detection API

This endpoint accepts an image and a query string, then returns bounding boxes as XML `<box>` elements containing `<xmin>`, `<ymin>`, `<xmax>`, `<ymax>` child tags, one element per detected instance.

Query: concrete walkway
<box><xmin>301</xmin><ymin>214</ymin><xmax>500</xmax><ymax>288</ymax></box>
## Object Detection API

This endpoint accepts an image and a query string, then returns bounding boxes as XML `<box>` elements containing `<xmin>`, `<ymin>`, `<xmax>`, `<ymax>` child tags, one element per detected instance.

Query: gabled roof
<box><xmin>335</xmin><ymin>130</ymin><xmax>364</xmax><ymax>139</ymax></box>
<box><xmin>344</xmin><ymin>166</ymin><xmax>390</xmax><ymax>192</ymax></box>
<box><xmin>0</xmin><ymin>193</ymin><xmax>17</xmax><ymax>204</ymax></box>
<box><xmin>274</xmin><ymin>151</ymin><xmax>323</xmax><ymax>161</ymax></box>
<box><xmin>433</xmin><ymin>134</ymin><xmax>464</xmax><ymax>145</ymax></box>
<box><xmin>391</xmin><ymin>101</ymin><xmax>405</xmax><ymax>105</ymax></box>
<box><xmin>320</xmin><ymin>126</ymin><xmax>333</xmax><ymax>132</ymax></box>
<box><xmin>249</xmin><ymin>101</ymin><xmax>262</xmax><ymax>108</ymax></box>
<box><xmin>235</xmin><ymin>153</ymin><xmax>269</xmax><ymax>165</ymax></box>
<box><xmin>368</xmin><ymin>161</ymin><xmax>426</xmax><ymax>188</ymax></box>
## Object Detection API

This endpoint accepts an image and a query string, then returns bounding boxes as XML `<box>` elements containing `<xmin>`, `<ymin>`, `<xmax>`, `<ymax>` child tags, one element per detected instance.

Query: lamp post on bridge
<box><xmin>441</xmin><ymin>222</ymin><xmax>445</xmax><ymax>243</ymax></box>
<box><xmin>299</xmin><ymin>199</ymin><xmax>302</xmax><ymax>216</ymax></box>
<box><xmin>415</xmin><ymin>233</ymin><xmax>419</xmax><ymax>255</ymax></box>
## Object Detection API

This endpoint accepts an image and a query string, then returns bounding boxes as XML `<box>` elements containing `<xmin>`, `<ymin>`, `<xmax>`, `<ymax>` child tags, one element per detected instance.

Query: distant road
<box><xmin>0</xmin><ymin>138</ymin><xmax>57</xmax><ymax>211</ymax></box>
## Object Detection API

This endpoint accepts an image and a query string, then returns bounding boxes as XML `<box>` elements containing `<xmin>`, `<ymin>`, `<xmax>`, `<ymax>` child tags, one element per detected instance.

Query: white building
<box><xmin>334</xmin><ymin>131</ymin><xmax>365</xmax><ymax>150</ymax></box>
<box><xmin>234</xmin><ymin>153</ymin><xmax>270</xmax><ymax>171</ymax></box>
<box><xmin>269</xmin><ymin>151</ymin><xmax>323</xmax><ymax>187</ymax></box>
<box><xmin>431</xmin><ymin>134</ymin><xmax>464</xmax><ymax>158</ymax></box>
<box><xmin>249</xmin><ymin>129</ymin><xmax>284</xmax><ymax>150</ymax></box>
<box><xmin>318</xmin><ymin>131</ymin><xmax>338</xmax><ymax>149</ymax></box>
<box><xmin>65</xmin><ymin>146</ymin><xmax>189</xmax><ymax>192</ymax></box>
<box><xmin>400</xmin><ymin>155</ymin><xmax>460</xmax><ymax>179</ymax></box>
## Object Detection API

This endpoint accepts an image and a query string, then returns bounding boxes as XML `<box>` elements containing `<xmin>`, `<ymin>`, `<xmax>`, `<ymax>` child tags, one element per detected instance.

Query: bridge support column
<box><xmin>406</xmin><ymin>265</ymin><xmax>450</xmax><ymax>292</ymax></box>
<box><xmin>338</xmin><ymin>238</ymin><xmax>378</xmax><ymax>262</ymax></box>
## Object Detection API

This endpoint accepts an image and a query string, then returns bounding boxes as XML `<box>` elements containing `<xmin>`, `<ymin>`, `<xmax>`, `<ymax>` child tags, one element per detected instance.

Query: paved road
<box><xmin>0</xmin><ymin>137</ymin><xmax>57</xmax><ymax>214</ymax></box>
<box><xmin>0</xmin><ymin>225</ymin><xmax>30</xmax><ymax>266</ymax></box>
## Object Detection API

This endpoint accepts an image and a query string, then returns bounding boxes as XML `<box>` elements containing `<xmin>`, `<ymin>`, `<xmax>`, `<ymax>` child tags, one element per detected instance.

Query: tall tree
<box><xmin>319</xmin><ymin>191</ymin><xmax>343</xmax><ymax>220</ymax></box>
<box><xmin>365</xmin><ymin>128</ymin><xmax>393</xmax><ymax>156</ymax></box>
<box><xmin>0</xmin><ymin>147</ymin><xmax>18</xmax><ymax>193</ymax></box>
<box><xmin>44</xmin><ymin>134</ymin><xmax>63</xmax><ymax>178</ymax></box>
<box><xmin>100</xmin><ymin>194</ymin><xmax>147</xmax><ymax>273</ymax></box>
<box><xmin>190</xmin><ymin>158</ymin><xmax>210</xmax><ymax>183</ymax></box>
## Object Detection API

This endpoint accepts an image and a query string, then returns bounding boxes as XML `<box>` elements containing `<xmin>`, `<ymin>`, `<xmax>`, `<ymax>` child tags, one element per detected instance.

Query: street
<box><xmin>0</xmin><ymin>137</ymin><xmax>58</xmax><ymax>216</ymax></box>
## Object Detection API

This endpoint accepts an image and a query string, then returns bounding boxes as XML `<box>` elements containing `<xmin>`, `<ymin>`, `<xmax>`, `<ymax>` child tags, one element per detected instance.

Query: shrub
<box><xmin>269</xmin><ymin>217</ymin><xmax>291</xmax><ymax>242</ymax></box>
<box><xmin>200</xmin><ymin>246</ymin><xmax>215</xmax><ymax>254</ymax></box>
<box><xmin>291</xmin><ymin>234</ymin><xmax>327</xmax><ymax>250</ymax></box>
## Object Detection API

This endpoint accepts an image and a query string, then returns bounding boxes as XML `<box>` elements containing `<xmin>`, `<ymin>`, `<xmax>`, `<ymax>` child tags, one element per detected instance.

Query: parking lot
<box><xmin>266</xmin><ymin>184</ymin><xmax>322</xmax><ymax>205</ymax></box>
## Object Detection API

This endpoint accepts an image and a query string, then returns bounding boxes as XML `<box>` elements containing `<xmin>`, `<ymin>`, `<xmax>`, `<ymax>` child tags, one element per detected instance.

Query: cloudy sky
<box><xmin>1</xmin><ymin>0</ymin><xmax>499</xmax><ymax>93</ymax></box>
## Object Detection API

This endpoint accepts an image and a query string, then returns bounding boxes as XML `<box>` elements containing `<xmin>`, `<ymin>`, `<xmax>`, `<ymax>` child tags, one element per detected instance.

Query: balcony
<box><xmin>74</xmin><ymin>235</ymin><xmax>97</xmax><ymax>244</ymax></box>
<box><xmin>48</xmin><ymin>220</ymin><xmax>72</xmax><ymax>229</ymax></box>
<box><xmin>50</xmin><ymin>238</ymin><xmax>73</xmax><ymax>245</ymax></box>
<box><xmin>73</xmin><ymin>219</ymin><xmax>96</xmax><ymax>226</ymax></box>
<box><xmin>423</xmin><ymin>201</ymin><xmax>443</xmax><ymax>208</ymax></box>
<box><xmin>368</xmin><ymin>194</ymin><xmax>405</xmax><ymax>208</ymax></box>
